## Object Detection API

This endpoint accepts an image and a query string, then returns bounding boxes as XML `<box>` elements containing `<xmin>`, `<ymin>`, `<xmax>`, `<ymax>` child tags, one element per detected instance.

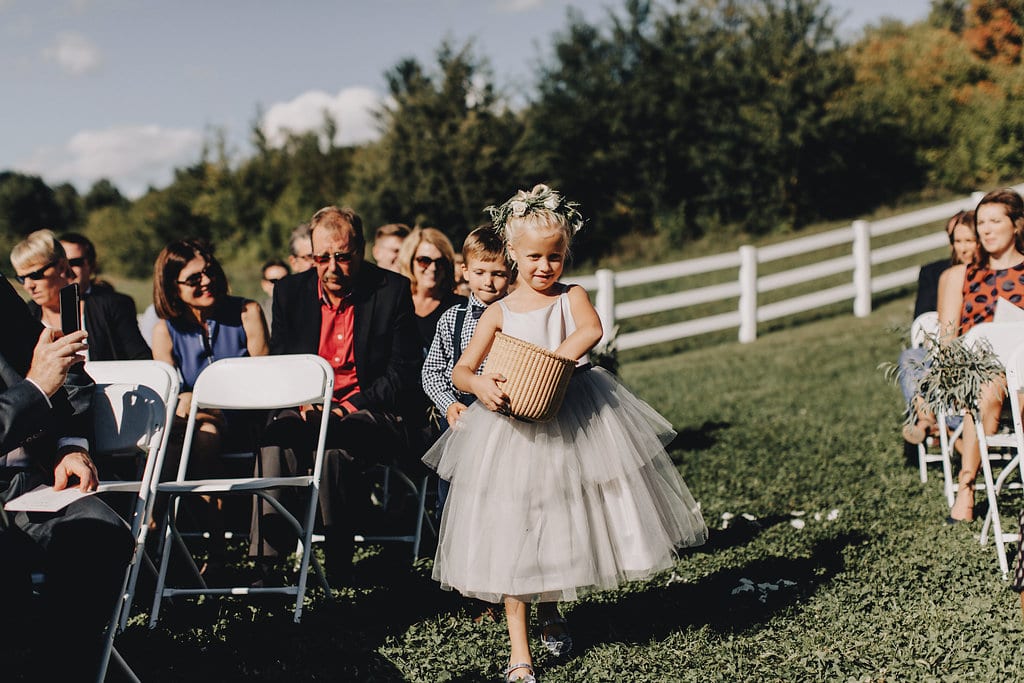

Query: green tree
<box><xmin>351</xmin><ymin>42</ymin><xmax>525</xmax><ymax>246</ymax></box>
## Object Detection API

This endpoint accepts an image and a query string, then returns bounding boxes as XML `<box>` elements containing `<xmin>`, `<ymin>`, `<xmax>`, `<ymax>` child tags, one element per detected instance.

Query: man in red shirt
<box><xmin>249</xmin><ymin>206</ymin><xmax>422</xmax><ymax>585</ymax></box>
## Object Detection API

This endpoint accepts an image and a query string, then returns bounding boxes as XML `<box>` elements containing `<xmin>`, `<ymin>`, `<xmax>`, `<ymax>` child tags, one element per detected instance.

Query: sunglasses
<box><xmin>263</xmin><ymin>277</ymin><xmax>283</xmax><ymax>284</ymax></box>
<box><xmin>67</xmin><ymin>257</ymin><xmax>87</xmax><ymax>268</ymax></box>
<box><xmin>176</xmin><ymin>268</ymin><xmax>213</xmax><ymax>288</ymax></box>
<box><xmin>15</xmin><ymin>261</ymin><xmax>57</xmax><ymax>284</ymax></box>
<box><xmin>414</xmin><ymin>256</ymin><xmax>447</xmax><ymax>269</ymax></box>
<box><xmin>310</xmin><ymin>251</ymin><xmax>356</xmax><ymax>265</ymax></box>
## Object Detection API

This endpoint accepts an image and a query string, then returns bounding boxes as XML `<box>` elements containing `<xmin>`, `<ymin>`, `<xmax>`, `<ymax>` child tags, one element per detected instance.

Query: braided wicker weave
<box><xmin>482</xmin><ymin>332</ymin><xmax>576</xmax><ymax>422</ymax></box>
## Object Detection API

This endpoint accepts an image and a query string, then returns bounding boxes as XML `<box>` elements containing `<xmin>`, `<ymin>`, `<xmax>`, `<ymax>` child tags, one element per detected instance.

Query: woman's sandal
<box><xmin>504</xmin><ymin>662</ymin><xmax>537</xmax><ymax>682</ymax></box>
<box><xmin>539</xmin><ymin>616</ymin><xmax>573</xmax><ymax>657</ymax></box>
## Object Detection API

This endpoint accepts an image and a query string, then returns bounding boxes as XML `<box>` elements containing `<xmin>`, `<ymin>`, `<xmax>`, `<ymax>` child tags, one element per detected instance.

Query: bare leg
<box><xmin>952</xmin><ymin>380</ymin><xmax>1005</xmax><ymax>521</ymax></box>
<box><xmin>504</xmin><ymin>596</ymin><xmax>533</xmax><ymax>680</ymax></box>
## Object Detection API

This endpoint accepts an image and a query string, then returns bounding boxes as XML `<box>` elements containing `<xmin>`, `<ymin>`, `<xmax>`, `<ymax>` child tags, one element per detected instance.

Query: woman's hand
<box><xmin>470</xmin><ymin>373</ymin><xmax>509</xmax><ymax>413</ymax></box>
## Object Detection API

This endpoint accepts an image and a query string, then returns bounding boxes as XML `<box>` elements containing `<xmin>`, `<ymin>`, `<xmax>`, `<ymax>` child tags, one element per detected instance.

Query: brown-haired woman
<box><xmin>938</xmin><ymin>188</ymin><xmax>1024</xmax><ymax>523</ymax></box>
<box><xmin>151</xmin><ymin>238</ymin><xmax>269</xmax><ymax>575</ymax></box>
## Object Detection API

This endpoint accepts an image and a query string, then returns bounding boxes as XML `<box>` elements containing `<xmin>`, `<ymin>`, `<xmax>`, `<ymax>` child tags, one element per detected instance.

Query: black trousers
<box><xmin>0</xmin><ymin>467</ymin><xmax>134</xmax><ymax>682</ymax></box>
<box><xmin>248</xmin><ymin>408</ymin><xmax>411</xmax><ymax>580</ymax></box>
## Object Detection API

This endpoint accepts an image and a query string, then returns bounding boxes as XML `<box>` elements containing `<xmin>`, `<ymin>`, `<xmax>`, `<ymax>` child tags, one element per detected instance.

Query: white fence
<box><xmin>568</xmin><ymin>185</ymin><xmax>1024</xmax><ymax>352</ymax></box>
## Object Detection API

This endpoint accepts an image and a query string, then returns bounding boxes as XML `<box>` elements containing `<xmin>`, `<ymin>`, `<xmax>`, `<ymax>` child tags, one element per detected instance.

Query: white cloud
<box><xmin>496</xmin><ymin>0</ymin><xmax>544</xmax><ymax>12</ymax></box>
<box><xmin>43</xmin><ymin>31</ymin><xmax>101</xmax><ymax>75</ymax></box>
<box><xmin>261</xmin><ymin>87</ymin><xmax>382</xmax><ymax>148</ymax></box>
<box><xmin>17</xmin><ymin>125</ymin><xmax>204</xmax><ymax>198</ymax></box>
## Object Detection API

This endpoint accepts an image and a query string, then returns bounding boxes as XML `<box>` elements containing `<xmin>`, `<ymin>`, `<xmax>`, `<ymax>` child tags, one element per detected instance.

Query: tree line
<box><xmin>1</xmin><ymin>0</ymin><xmax>1021</xmax><ymax>279</ymax></box>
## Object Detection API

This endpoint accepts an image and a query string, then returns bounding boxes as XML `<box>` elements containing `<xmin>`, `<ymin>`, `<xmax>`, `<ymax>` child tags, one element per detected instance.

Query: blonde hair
<box><xmin>11</xmin><ymin>229</ymin><xmax>69</xmax><ymax>274</ymax></box>
<box><xmin>397</xmin><ymin>227</ymin><xmax>457</xmax><ymax>295</ymax></box>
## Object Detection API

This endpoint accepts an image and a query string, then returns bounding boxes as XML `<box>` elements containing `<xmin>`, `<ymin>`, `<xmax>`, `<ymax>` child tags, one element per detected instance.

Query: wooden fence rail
<box><xmin>567</xmin><ymin>186</ymin><xmax>1024</xmax><ymax>351</ymax></box>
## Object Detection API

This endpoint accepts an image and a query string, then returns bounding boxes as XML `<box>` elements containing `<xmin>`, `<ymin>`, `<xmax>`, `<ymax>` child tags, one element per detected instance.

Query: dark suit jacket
<box><xmin>914</xmin><ymin>258</ymin><xmax>951</xmax><ymax>319</ymax></box>
<box><xmin>270</xmin><ymin>264</ymin><xmax>422</xmax><ymax>416</ymax></box>
<box><xmin>28</xmin><ymin>284</ymin><xmax>151</xmax><ymax>362</ymax></box>
<box><xmin>0</xmin><ymin>276</ymin><xmax>93</xmax><ymax>472</ymax></box>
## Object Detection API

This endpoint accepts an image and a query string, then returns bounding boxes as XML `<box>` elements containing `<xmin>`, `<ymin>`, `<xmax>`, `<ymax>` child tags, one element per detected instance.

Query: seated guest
<box><xmin>249</xmin><ymin>206</ymin><xmax>422</xmax><ymax>585</ymax></box>
<box><xmin>372</xmin><ymin>222</ymin><xmax>410</xmax><ymax>273</ymax></box>
<box><xmin>58</xmin><ymin>232</ymin><xmax>152</xmax><ymax>360</ymax></box>
<box><xmin>288</xmin><ymin>223</ymin><xmax>314</xmax><ymax>274</ymax></box>
<box><xmin>259</xmin><ymin>258</ymin><xmax>289</xmax><ymax>327</ymax></box>
<box><xmin>151</xmin><ymin>239</ymin><xmax>269</xmax><ymax>571</ymax></box>
<box><xmin>938</xmin><ymin>189</ymin><xmax>1024</xmax><ymax>522</ymax></box>
<box><xmin>900</xmin><ymin>211</ymin><xmax>977</xmax><ymax>444</ymax></box>
<box><xmin>0</xmin><ymin>273</ymin><xmax>133</xmax><ymax>681</ymax></box>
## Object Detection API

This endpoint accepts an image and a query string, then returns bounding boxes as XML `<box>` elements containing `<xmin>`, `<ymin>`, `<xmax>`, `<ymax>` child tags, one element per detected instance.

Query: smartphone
<box><xmin>59</xmin><ymin>283</ymin><xmax>81</xmax><ymax>334</ymax></box>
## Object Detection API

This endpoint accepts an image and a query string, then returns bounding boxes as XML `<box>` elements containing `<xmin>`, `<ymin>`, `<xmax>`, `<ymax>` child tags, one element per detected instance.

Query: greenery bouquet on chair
<box><xmin>882</xmin><ymin>329</ymin><xmax>1005</xmax><ymax>423</ymax></box>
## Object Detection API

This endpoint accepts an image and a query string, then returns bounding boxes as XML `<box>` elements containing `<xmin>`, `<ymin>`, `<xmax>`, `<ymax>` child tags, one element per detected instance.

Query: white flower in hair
<box><xmin>510</xmin><ymin>200</ymin><xmax>529</xmax><ymax>217</ymax></box>
<box><xmin>543</xmin><ymin>194</ymin><xmax>560</xmax><ymax>210</ymax></box>
<box><xmin>484</xmin><ymin>184</ymin><xmax>585</xmax><ymax>238</ymax></box>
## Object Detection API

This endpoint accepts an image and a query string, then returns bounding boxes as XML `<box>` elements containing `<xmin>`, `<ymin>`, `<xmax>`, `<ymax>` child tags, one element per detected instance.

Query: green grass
<box><xmin>91</xmin><ymin>293</ymin><xmax>1024</xmax><ymax>681</ymax></box>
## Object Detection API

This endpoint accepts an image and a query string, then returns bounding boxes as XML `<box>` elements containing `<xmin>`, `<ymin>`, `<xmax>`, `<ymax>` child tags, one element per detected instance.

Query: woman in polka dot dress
<box><xmin>937</xmin><ymin>188</ymin><xmax>1024</xmax><ymax>524</ymax></box>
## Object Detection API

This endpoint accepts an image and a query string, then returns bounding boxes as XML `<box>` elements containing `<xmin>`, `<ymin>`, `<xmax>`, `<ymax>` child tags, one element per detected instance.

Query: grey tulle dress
<box><xmin>423</xmin><ymin>287</ymin><xmax>708</xmax><ymax>603</ymax></box>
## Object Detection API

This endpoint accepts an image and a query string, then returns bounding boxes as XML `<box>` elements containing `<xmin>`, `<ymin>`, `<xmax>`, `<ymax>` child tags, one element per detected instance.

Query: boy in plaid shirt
<box><xmin>422</xmin><ymin>227</ymin><xmax>512</xmax><ymax>427</ymax></box>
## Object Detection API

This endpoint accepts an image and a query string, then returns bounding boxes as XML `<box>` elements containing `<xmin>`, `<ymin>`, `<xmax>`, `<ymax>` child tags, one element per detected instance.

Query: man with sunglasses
<box><xmin>0</xmin><ymin>272</ymin><xmax>134</xmax><ymax>680</ymax></box>
<box><xmin>56</xmin><ymin>233</ymin><xmax>151</xmax><ymax>361</ymax></box>
<box><xmin>249</xmin><ymin>205</ymin><xmax>422</xmax><ymax>586</ymax></box>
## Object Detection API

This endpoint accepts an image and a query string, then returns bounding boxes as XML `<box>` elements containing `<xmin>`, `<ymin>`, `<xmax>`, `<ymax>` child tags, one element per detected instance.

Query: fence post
<box><xmin>595</xmin><ymin>268</ymin><xmax>616</xmax><ymax>345</ymax></box>
<box><xmin>738</xmin><ymin>245</ymin><xmax>758</xmax><ymax>343</ymax></box>
<box><xmin>853</xmin><ymin>219</ymin><xmax>871</xmax><ymax>317</ymax></box>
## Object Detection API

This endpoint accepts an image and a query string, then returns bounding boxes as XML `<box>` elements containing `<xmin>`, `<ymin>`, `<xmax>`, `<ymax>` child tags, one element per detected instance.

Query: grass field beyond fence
<box><xmin>80</xmin><ymin>295</ymin><xmax>1024</xmax><ymax>680</ymax></box>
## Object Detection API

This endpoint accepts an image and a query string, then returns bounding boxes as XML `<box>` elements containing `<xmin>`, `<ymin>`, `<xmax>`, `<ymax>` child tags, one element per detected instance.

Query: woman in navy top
<box><xmin>151</xmin><ymin>238</ymin><xmax>268</xmax><ymax>574</ymax></box>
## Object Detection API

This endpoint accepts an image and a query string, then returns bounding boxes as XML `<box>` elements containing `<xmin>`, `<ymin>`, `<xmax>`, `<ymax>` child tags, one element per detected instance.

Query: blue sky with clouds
<box><xmin>1</xmin><ymin>0</ymin><xmax>930</xmax><ymax>198</ymax></box>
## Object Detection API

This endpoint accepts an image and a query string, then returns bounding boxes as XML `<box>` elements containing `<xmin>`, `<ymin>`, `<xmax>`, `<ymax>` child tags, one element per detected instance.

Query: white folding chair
<box><xmin>357</xmin><ymin>465</ymin><xmax>434</xmax><ymax>560</ymax></box>
<box><xmin>960</xmin><ymin>322</ymin><xmax>1024</xmax><ymax>575</ymax></box>
<box><xmin>908</xmin><ymin>312</ymin><xmax>954</xmax><ymax>499</ymax></box>
<box><xmin>149</xmin><ymin>355</ymin><xmax>333</xmax><ymax>627</ymax></box>
<box><xmin>84</xmin><ymin>360</ymin><xmax>179</xmax><ymax>683</ymax></box>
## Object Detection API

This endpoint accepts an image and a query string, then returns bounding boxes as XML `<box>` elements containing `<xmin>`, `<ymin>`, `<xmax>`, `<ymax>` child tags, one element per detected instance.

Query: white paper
<box><xmin>3</xmin><ymin>483</ymin><xmax>114</xmax><ymax>512</ymax></box>
<box><xmin>994</xmin><ymin>297</ymin><xmax>1024</xmax><ymax>322</ymax></box>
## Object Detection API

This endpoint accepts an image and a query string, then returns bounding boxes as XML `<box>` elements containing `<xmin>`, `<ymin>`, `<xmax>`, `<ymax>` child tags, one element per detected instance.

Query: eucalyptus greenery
<box><xmin>880</xmin><ymin>329</ymin><xmax>1006</xmax><ymax>421</ymax></box>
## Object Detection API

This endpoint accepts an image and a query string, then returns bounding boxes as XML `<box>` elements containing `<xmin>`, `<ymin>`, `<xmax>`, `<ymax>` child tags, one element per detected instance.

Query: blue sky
<box><xmin>1</xmin><ymin>0</ymin><xmax>931</xmax><ymax>198</ymax></box>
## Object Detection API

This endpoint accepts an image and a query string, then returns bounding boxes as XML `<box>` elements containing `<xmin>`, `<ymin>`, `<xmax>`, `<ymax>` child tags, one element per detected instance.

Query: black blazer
<box><xmin>28</xmin><ymin>284</ymin><xmax>151</xmax><ymax>361</ymax></box>
<box><xmin>270</xmin><ymin>264</ymin><xmax>422</xmax><ymax>416</ymax></box>
<box><xmin>0</xmin><ymin>276</ymin><xmax>92</xmax><ymax>466</ymax></box>
<box><xmin>914</xmin><ymin>259</ymin><xmax>950</xmax><ymax>319</ymax></box>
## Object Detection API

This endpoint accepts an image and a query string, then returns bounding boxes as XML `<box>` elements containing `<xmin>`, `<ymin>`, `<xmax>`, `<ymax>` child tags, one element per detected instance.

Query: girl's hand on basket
<box><xmin>471</xmin><ymin>373</ymin><xmax>509</xmax><ymax>413</ymax></box>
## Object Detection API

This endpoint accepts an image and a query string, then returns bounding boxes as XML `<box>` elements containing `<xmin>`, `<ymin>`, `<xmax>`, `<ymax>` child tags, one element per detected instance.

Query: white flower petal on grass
<box><xmin>790</xmin><ymin>518</ymin><xmax>805</xmax><ymax>529</ymax></box>
<box><xmin>731</xmin><ymin>583</ymin><xmax>755</xmax><ymax>596</ymax></box>
<box><xmin>827</xmin><ymin>509</ymin><xmax>840</xmax><ymax>521</ymax></box>
<box><xmin>790</xmin><ymin>510</ymin><xmax>805</xmax><ymax>517</ymax></box>
<box><xmin>741</xmin><ymin>513</ymin><xmax>757</xmax><ymax>521</ymax></box>
<box><xmin>739</xmin><ymin>578</ymin><xmax>754</xmax><ymax>585</ymax></box>
<box><xmin>813</xmin><ymin>512</ymin><xmax>822</xmax><ymax>521</ymax></box>
<box><xmin>780</xmin><ymin>579</ymin><xmax>797</xmax><ymax>587</ymax></box>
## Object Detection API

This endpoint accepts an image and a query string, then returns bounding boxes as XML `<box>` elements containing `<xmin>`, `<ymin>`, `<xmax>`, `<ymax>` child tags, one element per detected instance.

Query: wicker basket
<box><xmin>482</xmin><ymin>331</ymin><xmax>576</xmax><ymax>422</ymax></box>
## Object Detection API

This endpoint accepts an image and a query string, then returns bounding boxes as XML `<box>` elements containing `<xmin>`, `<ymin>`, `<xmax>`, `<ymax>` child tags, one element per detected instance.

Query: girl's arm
<box><xmin>241</xmin><ymin>299</ymin><xmax>270</xmax><ymax>357</ymax></box>
<box><xmin>554</xmin><ymin>285</ymin><xmax>604</xmax><ymax>360</ymax></box>
<box><xmin>937</xmin><ymin>264</ymin><xmax>966</xmax><ymax>342</ymax></box>
<box><xmin>452</xmin><ymin>304</ymin><xmax>508</xmax><ymax>411</ymax></box>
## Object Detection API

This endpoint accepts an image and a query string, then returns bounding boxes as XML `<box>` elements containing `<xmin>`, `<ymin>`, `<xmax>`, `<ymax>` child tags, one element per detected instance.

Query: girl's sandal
<box><xmin>539</xmin><ymin>616</ymin><xmax>573</xmax><ymax>657</ymax></box>
<box><xmin>504</xmin><ymin>663</ymin><xmax>537</xmax><ymax>682</ymax></box>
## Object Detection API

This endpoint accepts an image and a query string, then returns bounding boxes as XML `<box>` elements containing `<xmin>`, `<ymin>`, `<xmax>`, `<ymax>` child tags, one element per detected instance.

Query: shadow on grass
<box><xmin>688</xmin><ymin>514</ymin><xmax>793</xmax><ymax>553</ymax></box>
<box><xmin>667</xmin><ymin>420</ymin><xmax>731</xmax><ymax>453</ymax></box>
<box><xmin>566</xmin><ymin>531</ymin><xmax>867</xmax><ymax>652</ymax></box>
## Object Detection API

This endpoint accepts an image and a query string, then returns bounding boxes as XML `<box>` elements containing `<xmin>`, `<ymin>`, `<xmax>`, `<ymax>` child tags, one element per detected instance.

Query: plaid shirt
<box><xmin>421</xmin><ymin>293</ymin><xmax>490</xmax><ymax>414</ymax></box>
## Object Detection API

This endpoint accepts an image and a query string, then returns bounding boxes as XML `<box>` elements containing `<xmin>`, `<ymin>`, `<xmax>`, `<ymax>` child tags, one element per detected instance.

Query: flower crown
<box><xmin>485</xmin><ymin>185</ymin><xmax>584</xmax><ymax>238</ymax></box>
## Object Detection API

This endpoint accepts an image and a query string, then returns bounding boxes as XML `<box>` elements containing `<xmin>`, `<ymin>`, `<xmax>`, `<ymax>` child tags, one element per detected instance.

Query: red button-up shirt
<box><xmin>317</xmin><ymin>280</ymin><xmax>359</xmax><ymax>412</ymax></box>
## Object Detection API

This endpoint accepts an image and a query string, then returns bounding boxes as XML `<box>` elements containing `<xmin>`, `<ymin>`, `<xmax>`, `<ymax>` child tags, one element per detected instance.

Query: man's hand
<box><xmin>25</xmin><ymin>328</ymin><xmax>88</xmax><ymax>398</ymax></box>
<box><xmin>446</xmin><ymin>402</ymin><xmax>468</xmax><ymax>425</ymax></box>
<box><xmin>53</xmin><ymin>449</ymin><xmax>99</xmax><ymax>492</ymax></box>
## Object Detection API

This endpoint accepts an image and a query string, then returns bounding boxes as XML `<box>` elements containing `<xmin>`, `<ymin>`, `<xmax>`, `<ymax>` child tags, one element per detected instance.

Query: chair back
<box><xmin>911</xmin><ymin>311</ymin><xmax>939</xmax><ymax>349</ymax></box>
<box><xmin>86</xmin><ymin>360</ymin><xmax>179</xmax><ymax>457</ymax></box>
<box><xmin>190</xmin><ymin>355</ymin><xmax>334</xmax><ymax>411</ymax></box>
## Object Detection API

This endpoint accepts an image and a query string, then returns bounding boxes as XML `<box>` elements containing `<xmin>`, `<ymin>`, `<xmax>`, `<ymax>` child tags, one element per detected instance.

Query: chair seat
<box><xmin>157</xmin><ymin>475</ymin><xmax>314</xmax><ymax>494</ymax></box>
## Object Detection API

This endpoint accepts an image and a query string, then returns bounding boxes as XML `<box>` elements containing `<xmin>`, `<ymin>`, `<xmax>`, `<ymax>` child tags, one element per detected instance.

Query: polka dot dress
<box><xmin>959</xmin><ymin>263</ymin><xmax>1024</xmax><ymax>334</ymax></box>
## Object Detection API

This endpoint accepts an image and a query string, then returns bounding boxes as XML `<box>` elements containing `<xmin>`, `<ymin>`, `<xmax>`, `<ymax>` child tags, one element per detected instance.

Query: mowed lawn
<box><xmin>110</xmin><ymin>295</ymin><xmax>1024</xmax><ymax>682</ymax></box>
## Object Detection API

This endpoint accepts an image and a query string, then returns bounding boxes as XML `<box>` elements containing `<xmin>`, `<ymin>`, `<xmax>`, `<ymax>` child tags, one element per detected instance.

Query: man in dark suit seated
<box><xmin>58</xmin><ymin>232</ymin><xmax>152</xmax><ymax>361</ymax></box>
<box><xmin>249</xmin><ymin>205</ymin><xmax>423</xmax><ymax>585</ymax></box>
<box><xmin>0</xmin><ymin>274</ymin><xmax>134</xmax><ymax>681</ymax></box>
